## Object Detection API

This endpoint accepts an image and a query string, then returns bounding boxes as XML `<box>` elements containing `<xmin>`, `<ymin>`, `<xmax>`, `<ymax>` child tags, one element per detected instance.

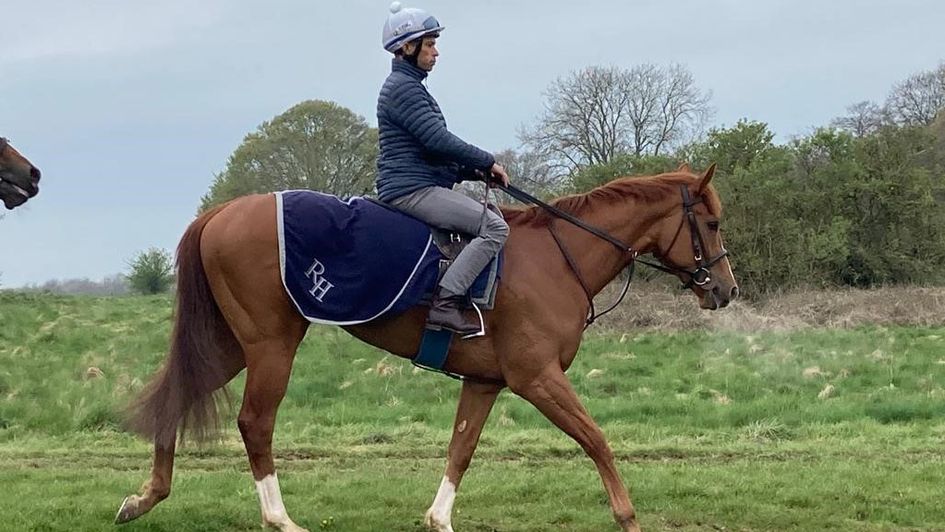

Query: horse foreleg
<box><xmin>425</xmin><ymin>381</ymin><xmax>502</xmax><ymax>532</ymax></box>
<box><xmin>514</xmin><ymin>367</ymin><xmax>640</xmax><ymax>532</ymax></box>
<box><xmin>114</xmin><ymin>440</ymin><xmax>175</xmax><ymax>523</ymax></box>
<box><xmin>238</xmin><ymin>341</ymin><xmax>307</xmax><ymax>532</ymax></box>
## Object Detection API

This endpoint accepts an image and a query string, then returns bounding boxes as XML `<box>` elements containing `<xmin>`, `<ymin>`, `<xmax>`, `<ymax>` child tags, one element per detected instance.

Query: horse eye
<box><xmin>707</xmin><ymin>221</ymin><xmax>720</xmax><ymax>231</ymax></box>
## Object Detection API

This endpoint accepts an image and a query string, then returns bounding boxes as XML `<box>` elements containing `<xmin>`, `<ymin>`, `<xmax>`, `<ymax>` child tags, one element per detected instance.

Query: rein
<box><xmin>494</xmin><ymin>181</ymin><xmax>727</xmax><ymax>326</ymax></box>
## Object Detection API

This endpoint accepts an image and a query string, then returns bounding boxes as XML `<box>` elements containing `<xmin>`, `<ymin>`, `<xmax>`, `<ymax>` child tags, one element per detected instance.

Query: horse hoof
<box><xmin>114</xmin><ymin>496</ymin><xmax>139</xmax><ymax>524</ymax></box>
<box><xmin>262</xmin><ymin>518</ymin><xmax>309</xmax><ymax>532</ymax></box>
<box><xmin>423</xmin><ymin>510</ymin><xmax>454</xmax><ymax>532</ymax></box>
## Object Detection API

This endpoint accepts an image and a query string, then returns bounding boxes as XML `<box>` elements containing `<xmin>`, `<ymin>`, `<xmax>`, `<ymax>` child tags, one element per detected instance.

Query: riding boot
<box><xmin>427</xmin><ymin>288</ymin><xmax>481</xmax><ymax>336</ymax></box>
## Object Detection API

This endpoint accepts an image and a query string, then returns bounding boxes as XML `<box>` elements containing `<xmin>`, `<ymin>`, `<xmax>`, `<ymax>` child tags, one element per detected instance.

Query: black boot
<box><xmin>427</xmin><ymin>289</ymin><xmax>481</xmax><ymax>336</ymax></box>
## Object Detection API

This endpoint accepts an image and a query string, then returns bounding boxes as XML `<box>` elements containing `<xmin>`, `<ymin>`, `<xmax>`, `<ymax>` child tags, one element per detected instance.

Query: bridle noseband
<box><xmin>495</xmin><ymin>182</ymin><xmax>729</xmax><ymax>326</ymax></box>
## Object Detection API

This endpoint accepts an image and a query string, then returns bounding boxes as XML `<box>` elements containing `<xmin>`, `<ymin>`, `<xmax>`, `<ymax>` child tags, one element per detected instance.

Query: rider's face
<box><xmin>406</xmin><ymin>37</ymin><xmax>438</xmax><ymax>71</ymax></box>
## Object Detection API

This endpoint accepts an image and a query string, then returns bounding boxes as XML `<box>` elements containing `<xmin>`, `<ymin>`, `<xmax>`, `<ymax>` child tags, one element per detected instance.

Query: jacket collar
<box><xmin>391</xmin><ymin>58</ymin><xmax>428</xmax><ymax>81</ymax></box>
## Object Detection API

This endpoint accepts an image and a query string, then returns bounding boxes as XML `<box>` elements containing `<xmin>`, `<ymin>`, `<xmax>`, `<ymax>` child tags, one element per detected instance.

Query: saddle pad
<box><xmin>276</xmin><ymin>190</ymin><xmax>500</xmax><ymax>325</ymax></box>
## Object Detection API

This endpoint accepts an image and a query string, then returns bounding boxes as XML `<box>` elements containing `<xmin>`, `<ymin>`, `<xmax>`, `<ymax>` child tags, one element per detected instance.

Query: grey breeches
<box><xmin>387</xmin><ymin>186</ymin><xmax>509</xmax><ymax>296</ymax></box>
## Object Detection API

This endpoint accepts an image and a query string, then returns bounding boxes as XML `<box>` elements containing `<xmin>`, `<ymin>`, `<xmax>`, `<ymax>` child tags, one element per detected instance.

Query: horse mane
<box><xmin>500</xmin><ymin>172</ymin><xmax>722</xmax><ymax>227</ymax></box>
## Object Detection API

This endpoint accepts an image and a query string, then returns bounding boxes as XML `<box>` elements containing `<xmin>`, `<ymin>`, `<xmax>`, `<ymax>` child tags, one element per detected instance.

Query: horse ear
<box><xmin>677</xmin><ymin>162</ymin><xmax>692</xmax><ymax>173</ymax></box>
<box><xmin>698</xmin><ymin>163</ymin><xmax>716</xmax><ymax>193</ymax></box>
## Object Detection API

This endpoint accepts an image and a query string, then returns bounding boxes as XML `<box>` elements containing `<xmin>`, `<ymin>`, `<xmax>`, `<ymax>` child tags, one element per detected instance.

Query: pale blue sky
<box><xmin>2</xmin><ymin>0</ymin><xmax>942</xmax><ymax>287</ymax></box>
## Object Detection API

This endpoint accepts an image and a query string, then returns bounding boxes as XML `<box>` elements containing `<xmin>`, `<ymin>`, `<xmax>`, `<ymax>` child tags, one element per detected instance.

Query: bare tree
<box><xmin>521</xmin><ymin>64</ymin><xmax>711</xmax><ymax>173</ymax></box>
<box><xmin>495</xmin><ymin>148</ymin><xmax>565</xmax><ymax>197</ymax></box>
<box><xmin>650</xmin><ymin>64</ymin><xmax>713</xmax><ymax>156</ymax></box>
<box><xmin>886</xmin><ymin>63</ymin><xmax>945</xmax><ymax>126</ymax></box>
<box><xmin>831</xmin><ymin>100</ymin><xmax>887</xmax><ymax>136</ymax></box>
<box><xmin>520</xmin><ymin>66</ymin><xmax>631</xmax><ymax>173</ymax></box>
<box><xmin>455</xmin><ymin>148</ymin><xmax>563</xmax><ymax>202</ymax></box>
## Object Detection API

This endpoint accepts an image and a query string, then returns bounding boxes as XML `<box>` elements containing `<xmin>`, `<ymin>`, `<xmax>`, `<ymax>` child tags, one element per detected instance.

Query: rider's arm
<box><xmin>391</xmin><ymin>83</ymin><xmax>495</xmax><ymax>172</ymax></box>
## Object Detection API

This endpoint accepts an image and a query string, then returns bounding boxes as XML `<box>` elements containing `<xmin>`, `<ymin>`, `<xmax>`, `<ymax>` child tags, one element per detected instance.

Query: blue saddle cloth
<box><xmin>276</xmin><ymin>190</ymin><xmax>500</xmax><ymax>325</ymax></box>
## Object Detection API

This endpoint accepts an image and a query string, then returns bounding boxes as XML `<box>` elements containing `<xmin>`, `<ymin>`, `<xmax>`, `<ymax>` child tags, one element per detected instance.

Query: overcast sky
<box><xmin>2</xmin><ymin>0</ymin><xmax>942</xmax><ymax>287</ymax></box>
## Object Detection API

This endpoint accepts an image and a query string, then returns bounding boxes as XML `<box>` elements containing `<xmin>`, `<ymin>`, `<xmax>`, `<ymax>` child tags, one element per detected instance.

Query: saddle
<box><xmin>424</xmin><ymin>205</ymin><xmax>504</xmax><ymax>310</ymax></box>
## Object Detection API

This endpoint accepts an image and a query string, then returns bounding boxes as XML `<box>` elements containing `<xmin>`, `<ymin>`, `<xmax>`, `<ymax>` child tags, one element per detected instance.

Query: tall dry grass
<box><xmin>592</xmin><ymin>282</ymin><xmax>945</xmax><ymax>332</ymax></box>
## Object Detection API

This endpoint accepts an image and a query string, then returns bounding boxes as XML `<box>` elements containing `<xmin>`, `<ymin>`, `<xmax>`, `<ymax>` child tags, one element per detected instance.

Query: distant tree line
<box><xmin>13</xmin><ymin>274</ymin><xmax>130</xmax><ymax>296</ymax></box>
<box><xmin>10</xmin><ymin>248</ymin><xmax>176</xmax><ymax>296</ymax></box>
<box><xmin>197</xmin><ymin>62</ymin><xmax>945</xmax><ymax>297</ymax></box>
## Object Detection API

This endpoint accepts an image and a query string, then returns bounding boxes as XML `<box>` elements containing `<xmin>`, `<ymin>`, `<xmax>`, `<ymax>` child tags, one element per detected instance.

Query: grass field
<box><xmin>2</xmin><ymin>291</ymin><xmax>945</xmax><ymax>531</ymax></box>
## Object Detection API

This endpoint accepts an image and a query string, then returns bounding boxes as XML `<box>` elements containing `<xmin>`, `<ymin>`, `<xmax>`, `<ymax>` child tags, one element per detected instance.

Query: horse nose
<box><xmin>30</xmin><ymin>166</ymin><xmax>41</xmax><ymax>194</ymax></box>
<box><xmin>730</xmin><ymin>285</ymin><xmax>740</xmax><ymax>300</ymax></box>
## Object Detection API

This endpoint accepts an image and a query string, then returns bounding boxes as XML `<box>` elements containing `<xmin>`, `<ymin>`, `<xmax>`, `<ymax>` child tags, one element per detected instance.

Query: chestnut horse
<box><xmin>0</xmin><ymin>137</ymin><xmax>41</xmax><ymax>210</ymax></box>
<box><xmin>116</xmin><ymin>164</ymin><xmax>737</xmax><ymax>532</ymax></box>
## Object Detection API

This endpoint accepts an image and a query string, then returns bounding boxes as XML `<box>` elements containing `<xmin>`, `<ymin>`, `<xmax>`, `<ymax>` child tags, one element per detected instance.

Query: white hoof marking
<box><xmin>424</xmin><ymin>476</ymin><xmax>456</xmax><ymax>531</ymax></box>
<box><xmin>255</xmin><ymin>474</ymin><xmax>308</xmax><ymax>532</ymax></box>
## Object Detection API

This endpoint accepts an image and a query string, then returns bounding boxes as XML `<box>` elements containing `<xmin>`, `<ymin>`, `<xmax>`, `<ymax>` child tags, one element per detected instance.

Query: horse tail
<box><xmin>126</xmin><ymin>203</ymin><xmax>241</xmax><ymax>448</ymax></box>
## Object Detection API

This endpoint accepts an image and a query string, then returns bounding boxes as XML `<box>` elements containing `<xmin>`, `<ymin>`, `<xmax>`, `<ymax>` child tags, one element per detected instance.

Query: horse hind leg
<box><xmin>512</xmin><ymin>367</ymin><xmax>640</xmax><ymax>532</ymax></box>
<box><xmin>115</xmin><ymin>349</ymin><xmax>245</xmax><ymax>524</ymax></box>
<box><xmin>117</xmin><ymin>201</ymin><xmax>246</xmax><ymax>524</ymax></box>
<box><xmin>114</xmin><ymin>440</ymin><xmax>176</xmax><ymax>523</ymax></box>
<box><xmin>425</xmin><ymin>381</ymin><xmax>502</xmax><ymax>532</ymax></box>
<box><xmin>238</xmin><ymin>338</ymin><xmax>308</xmax><ymax>532</ymax></box>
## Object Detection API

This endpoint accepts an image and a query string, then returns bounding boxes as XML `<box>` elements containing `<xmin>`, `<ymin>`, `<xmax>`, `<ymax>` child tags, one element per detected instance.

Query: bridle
<box><xmin>653</xmin><ymin>185</ymin><xmax>729</xmax><ymax>289</ymax></box>
<box><xmin>495</xmin><ymin>182</ymin><xmax>729</xmax><ymax>327</ymax></box>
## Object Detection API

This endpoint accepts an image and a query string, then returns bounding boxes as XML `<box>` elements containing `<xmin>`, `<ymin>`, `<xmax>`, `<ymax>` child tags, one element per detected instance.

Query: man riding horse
<box><xmin>377</xmin><ymin>2</ymin><xmax>510</xmax><ymax>336</ymax></box>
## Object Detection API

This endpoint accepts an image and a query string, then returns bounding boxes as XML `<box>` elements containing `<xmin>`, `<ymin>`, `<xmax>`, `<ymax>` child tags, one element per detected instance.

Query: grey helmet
<box><xmin>382</xmin><ymin>2</ymin><xmax>445</xmax><ymax>53</ymax></box>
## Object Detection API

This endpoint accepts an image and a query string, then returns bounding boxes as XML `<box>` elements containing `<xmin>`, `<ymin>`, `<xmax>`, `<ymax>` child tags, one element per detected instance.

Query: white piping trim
<box><xmin>276</xmin><ymin>191</ymin><xmax>288</xmax><ymax>292</ymax></box>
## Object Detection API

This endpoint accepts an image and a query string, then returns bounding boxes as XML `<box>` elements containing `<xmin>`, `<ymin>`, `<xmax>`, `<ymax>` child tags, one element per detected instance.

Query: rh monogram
<box><xmin>304</xmin><ymin>258</ymin><xmax>335</xmax><ymax>302</ymax></box>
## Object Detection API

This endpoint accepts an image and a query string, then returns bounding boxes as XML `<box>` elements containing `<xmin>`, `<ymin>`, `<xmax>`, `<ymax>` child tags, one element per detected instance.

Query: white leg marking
<box><xmin>255</xmin><ymin>474</ymin><xmax>308</xmax><ymax>532</ymax></box>
<box><xmin>424</xmin><ymin>476</ymin><xmax>456</xmax><ymax>532</ymax></box>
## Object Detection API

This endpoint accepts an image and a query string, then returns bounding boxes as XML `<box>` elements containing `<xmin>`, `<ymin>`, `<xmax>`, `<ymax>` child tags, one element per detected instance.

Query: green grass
<box><xmin>2</xmin><ymin>292</ymin><xmax>945</xmax><ymax>530</ymax></box>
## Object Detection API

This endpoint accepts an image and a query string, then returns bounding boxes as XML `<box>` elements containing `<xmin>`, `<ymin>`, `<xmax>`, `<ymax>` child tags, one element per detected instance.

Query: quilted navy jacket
<box><xmin>375</xmin><ymin>59</ymin><xmax>495</xmax><ymax>202</ymax></box>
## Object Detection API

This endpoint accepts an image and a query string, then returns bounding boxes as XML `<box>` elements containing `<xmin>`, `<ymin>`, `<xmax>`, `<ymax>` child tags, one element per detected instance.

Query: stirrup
<box><xmin>425</xmin><ymin>301</ymin><xmax>485</xmax><ymax>339</ymax></box>
<box><xmin>459</xmin><ymin>302</ymin><xmax>486</xmax><ymax>339</ymax></box>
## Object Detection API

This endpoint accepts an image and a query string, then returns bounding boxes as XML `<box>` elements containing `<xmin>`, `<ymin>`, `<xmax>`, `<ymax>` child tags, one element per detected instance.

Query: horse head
<box><xmin>651</xmin><ymin>163</ymin><xmax>738</xmax><ymax>310</ymax></box>
<box><xmin>0</xmin><ymin>138</ymin><xmax>41</xmax><ymax>210</ymax></box>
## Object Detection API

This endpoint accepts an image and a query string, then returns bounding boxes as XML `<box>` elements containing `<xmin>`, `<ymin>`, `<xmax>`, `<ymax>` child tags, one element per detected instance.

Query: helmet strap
<box><xmin>406</xmin><ymin>38</ymin><xmax>423</xmax><ymax>66</ymax></box>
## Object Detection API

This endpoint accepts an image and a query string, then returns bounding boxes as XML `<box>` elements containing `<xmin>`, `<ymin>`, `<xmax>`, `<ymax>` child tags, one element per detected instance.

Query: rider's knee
<box><xmin>485</xmin><ymin>215</ymin><xmax>509</xmax><ymax>243</ymax></box>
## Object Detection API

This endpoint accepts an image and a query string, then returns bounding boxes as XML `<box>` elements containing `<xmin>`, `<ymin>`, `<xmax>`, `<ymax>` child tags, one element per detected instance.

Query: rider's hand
<box><xmin>490</xmin><ymin>163</ymin><xmax>510</xmax><ymax>187</ymax></box>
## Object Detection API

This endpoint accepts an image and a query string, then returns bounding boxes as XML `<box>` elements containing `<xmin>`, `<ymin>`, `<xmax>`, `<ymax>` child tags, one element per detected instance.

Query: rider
<box><xmin>377</xmin><ymin>2</ymin><xmax>510</xmax><ymax>336</ymax></box>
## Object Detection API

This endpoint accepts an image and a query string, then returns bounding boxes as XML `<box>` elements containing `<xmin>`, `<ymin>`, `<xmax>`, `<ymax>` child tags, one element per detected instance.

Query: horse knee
<box><xmin>593</xmin><ymin>441</ymin><xmax>615</xmax><ymax>463</ymax></box>
<box><xmin>578</xmin><ymin>426</ymin><xmax>614</xmax><ymax>461</ymax></box>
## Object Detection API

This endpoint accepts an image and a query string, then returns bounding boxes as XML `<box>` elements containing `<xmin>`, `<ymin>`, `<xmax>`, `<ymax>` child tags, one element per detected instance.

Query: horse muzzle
<box><xmin>700</xmin><ymin>284</ymin><xmax>739</xmax><ymax>310</ymax></box>
<box><xmin>0</xmin><ymin>170</ymin><xmax>39</xmax><ymax>209</ymax></box>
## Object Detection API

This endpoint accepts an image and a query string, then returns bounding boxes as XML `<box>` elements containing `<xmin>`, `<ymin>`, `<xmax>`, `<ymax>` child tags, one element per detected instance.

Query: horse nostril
<box><xmin>31</xmin><ymin>166</ymin><xmax>41</xmax><ymax>183</ymax></box>
<box><xmin>730</xmin><ymin>286</ymin><xmax>740</xmax><ymax>300</ymax></box>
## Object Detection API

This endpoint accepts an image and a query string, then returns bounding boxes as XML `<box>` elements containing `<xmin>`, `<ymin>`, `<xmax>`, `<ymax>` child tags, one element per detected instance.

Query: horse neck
<box><xmin>549</xmin><ymin>184</ymin><xmax>674</xmax><ymax>296</ymax></box>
